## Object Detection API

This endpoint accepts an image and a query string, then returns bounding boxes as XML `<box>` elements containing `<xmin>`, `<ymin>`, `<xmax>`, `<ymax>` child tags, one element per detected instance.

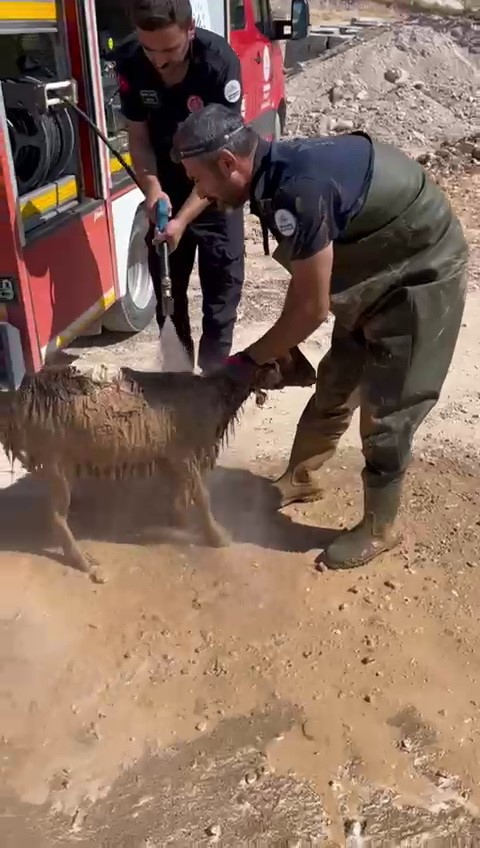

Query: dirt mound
<box><xmin>286</xmin><ymin>24</ymin><xmax>479</xmax><ymax>150</ymax></box>
<box><xmin>419</xmin><ymin>133</ymin><xmax>480</xmax><ymax>176</ymax></box>
<box><xmin>407</xmin><ymin>12</ymin><xmax>480</xmax><ymax>60</ymax></box>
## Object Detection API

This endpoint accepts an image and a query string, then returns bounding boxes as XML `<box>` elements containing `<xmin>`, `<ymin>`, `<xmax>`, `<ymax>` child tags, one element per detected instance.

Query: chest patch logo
<box><xmin>224</xmin><ymin>79</ymin><xmax>241</xmax><ymax>104</ymax></box>
<box><xmin>187</xmin><ymin>95</ymin><xmax>204</xmax><ymax>112</ymax></box>
<box><xmin>140</xmin><ymin>89</ymin><xmax>159</xmax><ymax>106</ymax></box>
<box><xmin>274</xmin><ymin>209</ymin><xmax>297</xmax><ymax>237</ymax></box>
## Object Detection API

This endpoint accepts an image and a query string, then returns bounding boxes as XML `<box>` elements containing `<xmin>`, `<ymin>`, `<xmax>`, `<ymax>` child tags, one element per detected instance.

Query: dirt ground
<box><xmin>1</xmin><ymin>150</ymin><xmax>480</xmax><ymax>848</ymax></box>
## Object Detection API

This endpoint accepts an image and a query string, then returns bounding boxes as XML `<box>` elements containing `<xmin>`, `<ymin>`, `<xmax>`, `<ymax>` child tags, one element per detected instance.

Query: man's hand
<box><xmin>153</xmin><ymin>217</ymin><xmax>186</xmax><ymax>253</ymax></box>
<box><xmin>222</xmin><ymin>351</ymin><xmax>258</xmax><ymax>382</ymax></box>
<box><xmin>145</xmin><ymin>188</ymin><xmax>172</xmax><ymax>224</ymax></box>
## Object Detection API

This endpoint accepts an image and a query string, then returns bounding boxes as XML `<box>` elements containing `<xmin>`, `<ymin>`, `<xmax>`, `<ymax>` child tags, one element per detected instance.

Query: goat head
<box><xmin>254</xmin><ymin>346</ymin><xmax>316</xmax><ymax>391</ymax></box>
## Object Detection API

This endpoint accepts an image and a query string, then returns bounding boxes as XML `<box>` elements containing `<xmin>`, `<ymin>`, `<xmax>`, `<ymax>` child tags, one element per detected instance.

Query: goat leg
<box><xmin>47</xmin><ymin>463</ymin><xmax>92</xmax><ymax>573</ymax></box>
<box><xmin>166</xmin><ymin>465</ymin><xmax>189</xmax><ymax>529</ymax></box>
<box><xmin>190</xmin><ymin>466</ymin><xmax>231</xmax><ymax>548</ymax></box>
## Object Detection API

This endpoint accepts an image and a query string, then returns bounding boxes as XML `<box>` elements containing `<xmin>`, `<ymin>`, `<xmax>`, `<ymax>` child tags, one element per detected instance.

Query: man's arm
<box><xmin>245</xmin><ymin>176</ymin><xmax>339</xmax><ymax>364</ymax></box>
<box><xmin>247</xmin><ymin>244</ymin><xmax>333</xmax><ymax>364</ymax></box>
<box><xmin>127</xmin><ymin>120</ymin><xmax>163</xmax><ymax>199</ymax></box>
<box><xmin>175</xmin><ymin>47</ymin><xmax>242</xmax><ymax>223</ymax></box>
<box><xmin>174</xmin><ymin>187</ymin><xmax>210</xmax><ymax>229</ymax></box>
<box><xmin>116</xmin><ymin>65</ymin><xmax>170</xmax><ymax>217</ymax></box>
<box><xmin>211</xmin><ymin>46</ymin><xmax>243</xmax><ymax>113</ymax></box>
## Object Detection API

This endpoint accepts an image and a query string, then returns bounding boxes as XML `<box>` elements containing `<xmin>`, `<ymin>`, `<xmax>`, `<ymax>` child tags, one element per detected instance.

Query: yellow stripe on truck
<box><xmin>50</xmin><ymin>287</ymin><xmax>117</xmax><ymax>353</ymax></box>
<box><xmin>20</xmin><ymin>178</ymin><xmax>77</xmax><ymax>220</ymax></box>
<box><xmin>110</xmin><ymin>152</ymin><xmax>132</xmax><ymax>174</ymax></box>
<box><xmin>0</xmin><ymin>1</ymin><xmax>57</xmax><ymax>21</ymax></box>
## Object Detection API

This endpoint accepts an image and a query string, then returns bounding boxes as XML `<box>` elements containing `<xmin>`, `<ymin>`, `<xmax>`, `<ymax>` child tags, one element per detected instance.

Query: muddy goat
<box><xmin>0</xmin><ymin>349</ymin><xmax>315</xmax><ymax>575</ymax></box>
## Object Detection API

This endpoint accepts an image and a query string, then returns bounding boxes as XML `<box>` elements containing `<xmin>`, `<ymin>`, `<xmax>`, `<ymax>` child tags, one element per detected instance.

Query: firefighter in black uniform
<box><xmin>172</xmin><ymin>103</ymin><xmax>468</xmax><ymax>570</ymax></box>
<box><xmin>114</xmin><ymin>0</ymin><xmax>244</xmax><ymax>372</ymax></box>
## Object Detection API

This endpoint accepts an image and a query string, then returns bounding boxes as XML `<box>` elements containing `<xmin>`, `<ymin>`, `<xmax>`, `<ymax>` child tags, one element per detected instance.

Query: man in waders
<box><xmin>115</xmin><ymin>0</ymin><xmax>244</xmax><ymax>372</ymax></box>
<box><xmin>171</xmin><ymin>103</ymin><xmax>468</xmax><ymax>570</ymax></box>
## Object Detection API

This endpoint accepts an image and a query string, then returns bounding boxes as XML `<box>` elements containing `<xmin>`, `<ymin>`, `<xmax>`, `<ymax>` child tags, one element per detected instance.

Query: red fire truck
<box><xmin>0</xmin><ymin>0</ymin><xmax>308</xmax><ymax>390</ymax></box>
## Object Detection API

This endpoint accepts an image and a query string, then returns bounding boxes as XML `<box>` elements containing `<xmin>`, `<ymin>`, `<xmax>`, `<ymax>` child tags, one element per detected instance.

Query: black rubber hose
<box><xmin>59</xmin><ymin>95</ymin><xmax>141</xmax><ymax>189</ymax></box>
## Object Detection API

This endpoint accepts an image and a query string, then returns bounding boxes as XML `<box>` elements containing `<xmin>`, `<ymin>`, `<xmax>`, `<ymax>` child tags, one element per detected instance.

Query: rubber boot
<box><xmin>273</xmin><ymin>459</ymin><xmax>331</xmax><ymax>509</ymax></box>
<box><xmin>323</xmin><ymin>474</ymin><xmax>403</xmax><ymax>570</ymax></box>
<box><xmin>272</xmin><ymin>392</ymin><xmax>357</xmax><ymax>509</ymax></box>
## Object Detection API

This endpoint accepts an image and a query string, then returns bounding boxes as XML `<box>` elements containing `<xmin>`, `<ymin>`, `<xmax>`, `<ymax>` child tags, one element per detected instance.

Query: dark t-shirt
<box><xmin>251</xmin><ymin>135</ymin><xmax>374</xmax><ymax>260</ymax></box>
<box><xmin>114</xmin><ymin>29</ymin><xmax>242</xmax><ymax>199</ymax></box>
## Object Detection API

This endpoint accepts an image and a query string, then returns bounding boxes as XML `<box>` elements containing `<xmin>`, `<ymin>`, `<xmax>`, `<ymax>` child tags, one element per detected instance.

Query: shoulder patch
<box><xmin>274</xmin><ymin>209</ymin><xmax>297</xmax><ymax>238</ymax></box>
<box><xmin>224</xmin><ymin>79</ymin><xmax>241</xmax><ymax>104</ymax></box>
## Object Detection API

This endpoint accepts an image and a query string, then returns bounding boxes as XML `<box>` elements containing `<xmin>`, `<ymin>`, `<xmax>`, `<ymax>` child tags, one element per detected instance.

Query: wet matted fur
<box><xmin>0</xmin><ymin>349</ymin><xmax>315</xmax><ymax>576</ymax></box>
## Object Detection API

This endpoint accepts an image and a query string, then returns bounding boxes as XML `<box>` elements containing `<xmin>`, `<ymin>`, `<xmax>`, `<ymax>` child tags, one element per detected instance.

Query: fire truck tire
<box><xmin>102</xmin><ymin>212</ymin><xmax>156</xmax><ymax>334</ymax></box>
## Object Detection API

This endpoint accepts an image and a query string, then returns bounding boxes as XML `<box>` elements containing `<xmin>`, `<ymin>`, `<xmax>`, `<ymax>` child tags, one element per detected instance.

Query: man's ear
<box><xmin>187</xmin><ymin>20</ymin><xmax>195</xmax><ymax>41</ymax></box>
<box><xmin>217</xmin><ymin>149</ymin><xmax>237</xmax><ymax>177</ymax></box>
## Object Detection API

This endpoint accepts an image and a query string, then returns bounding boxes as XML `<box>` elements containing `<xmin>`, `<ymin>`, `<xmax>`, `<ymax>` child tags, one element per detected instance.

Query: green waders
<box><xmin>272</xmin><ymin>140</ymin><xmax>468</xmax><ymax>569</ymax></box>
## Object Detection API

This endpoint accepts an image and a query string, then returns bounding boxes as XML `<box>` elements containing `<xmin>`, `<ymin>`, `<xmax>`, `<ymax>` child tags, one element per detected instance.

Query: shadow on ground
<box><xmin>1</xmin><ymin>701</ymin><xmax>332</xmax><ymax>847</ymax></box>
<box><xmin>0</xmin><ymin>465</ymin><xmax>337</xmax><ymax>567</ymax></box>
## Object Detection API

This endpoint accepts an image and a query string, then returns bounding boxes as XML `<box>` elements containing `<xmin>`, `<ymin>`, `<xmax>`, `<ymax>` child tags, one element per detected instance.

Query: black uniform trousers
<box><xmin>147</xmin><ymin>205</ymin><xmax>244</xmax><ymax>373</ymax></box>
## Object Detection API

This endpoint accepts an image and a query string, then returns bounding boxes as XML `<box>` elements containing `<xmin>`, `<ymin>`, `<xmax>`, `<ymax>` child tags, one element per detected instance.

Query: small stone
<box><xmin>384</xmin><ymin>580</ymin><xmax>399</xmax><ymax>591</ymax></box>
<box><xmin>245</xmin><ymin>770</ymin><xmax>258</xmax><ymax>785</ymax></box>
<box><xmin>205</xmin><ymin>824</ymin><xmax>221</xmax><ymax>840</ymax></box>
<box><xmin>70</xmin><ymin>809</ymin><xmax>86</xmax><ymax>832</ymax></box>
<box><xmin>400</xmin><ymin>737</ymin><xmax>413</xmax><ymax>752</ymax></box>
<box><xmin>195</xmin><ymin>720</ymin><xmax>208</xmax><ymax>732</ymax></box>
<box><xmin>384</xmin><ymin>67</ymin><xmax>409</xmax><ymax>84</ymax></box>
<box><xmin>334</xmin><ymin>118</ymin><xmax>354</xmax><ymax>132</ymax></box>
<box><xmin>364</xmin><ymin>694</ymin><xmax>372</xmax><ymax>703</ymax></box>
<box><xmin>361</xmin><ymin>656</ymin><xmax>375</xmax><ymax>665</ymax></box>
<box><xmin>339</xmin><ymin>603</ymin><xmax>348</xmax><ymax>611</ymax></box>
<box><xmin>472</xmin><ymin>146</ymin><xmax>480</xmax><ymax>161</ymax></box>
<box><xmin>90</xmin><ymin>570</ymin><xmax>107</xmax><ymax>585</ymax></box>
<box><xmin>329</xmin><ymin>84</ymin><xmax>345</xmax><ymax>105</ymax></box>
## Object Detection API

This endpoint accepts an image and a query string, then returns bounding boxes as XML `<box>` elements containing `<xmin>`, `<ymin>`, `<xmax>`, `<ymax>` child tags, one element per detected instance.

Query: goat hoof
<box><xmin>66</xmin><ymin>549</ymin><xmax>96</xmax><ymax>575</ymax></box>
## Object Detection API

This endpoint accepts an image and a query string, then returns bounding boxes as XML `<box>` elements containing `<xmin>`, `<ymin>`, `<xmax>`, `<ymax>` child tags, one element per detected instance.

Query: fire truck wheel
<box><xmin>102</xmin><ymin>210</ymin><xmax>156</xmax><ymax>334</ymax></box>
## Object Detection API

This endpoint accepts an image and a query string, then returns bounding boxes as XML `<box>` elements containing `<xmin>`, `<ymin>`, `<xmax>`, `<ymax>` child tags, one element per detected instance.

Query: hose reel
<box><xmin>2</xmin><ymin>77</ymin><xmax>77</xmax><ymax>195</ymax></box>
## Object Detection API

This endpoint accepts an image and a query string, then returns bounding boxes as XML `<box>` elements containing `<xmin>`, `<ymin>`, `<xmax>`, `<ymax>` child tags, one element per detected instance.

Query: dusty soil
<box><xmin>1</xmin><ymin>51</ymin><xmax>480</xmax><ymax>848</ymax></box>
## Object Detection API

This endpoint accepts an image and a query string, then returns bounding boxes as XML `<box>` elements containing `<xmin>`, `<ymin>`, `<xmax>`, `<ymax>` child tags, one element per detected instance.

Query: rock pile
<box><xmin>407</xmin><ymin>13</ymin><xmax>480</xmax><ymax>60</ymax></box>
<box><xmin>285</xmin><ymin>24</ymin><xmax>479</xmax><ymax>152</ymax></box>
<box><xmin>418</xmin><ymin>134</ymin><xmax>480</xmax><ymax>176</ymax></box>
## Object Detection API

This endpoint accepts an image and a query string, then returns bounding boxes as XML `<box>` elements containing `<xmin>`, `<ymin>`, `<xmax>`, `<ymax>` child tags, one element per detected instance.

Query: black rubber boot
<box><xmin>323</xmin><ymin>475</ymin><xmax>403</xmax><ymax>570</ymax></box>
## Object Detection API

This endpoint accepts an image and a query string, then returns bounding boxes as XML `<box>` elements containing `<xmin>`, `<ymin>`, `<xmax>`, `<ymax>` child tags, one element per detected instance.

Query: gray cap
<box><xmin>171</xmin><ymin>104</ymin><xmax>246</xmax><ymax>164</ymax></box>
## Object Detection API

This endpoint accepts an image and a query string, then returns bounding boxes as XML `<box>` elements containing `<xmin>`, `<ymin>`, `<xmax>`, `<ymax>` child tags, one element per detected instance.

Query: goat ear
<box><xmin>276</xmin><ymin>347</ymin><xmax>316</xmax><ymax>387</ymax></box>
